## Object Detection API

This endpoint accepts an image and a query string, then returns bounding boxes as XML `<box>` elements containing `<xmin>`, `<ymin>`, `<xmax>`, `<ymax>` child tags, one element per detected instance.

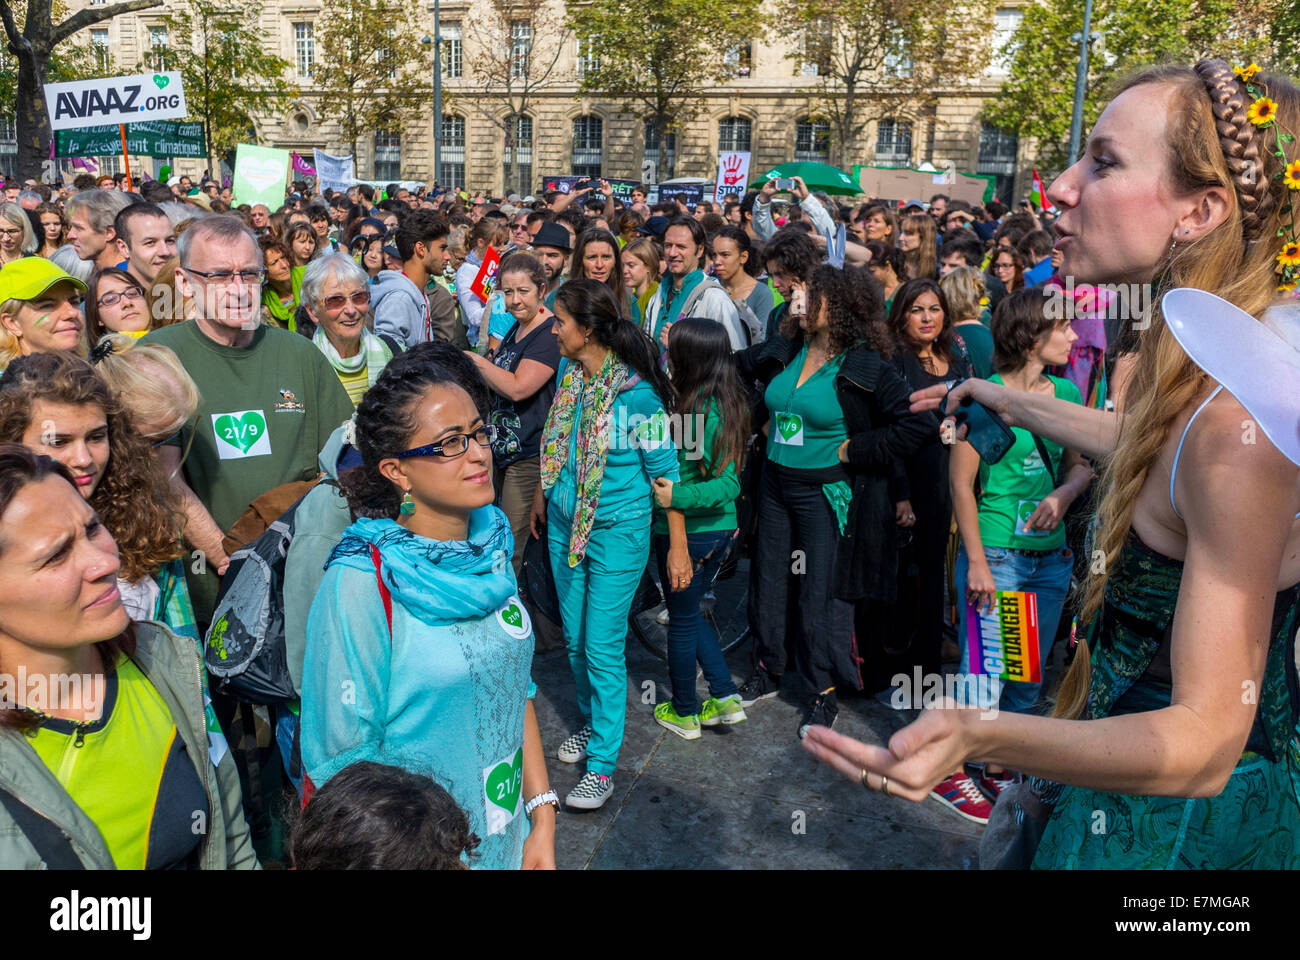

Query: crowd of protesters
<box><xmin>0</xmin><ymin>54</ymin><xmax>1297</xmax><ymax>872</ymax></box>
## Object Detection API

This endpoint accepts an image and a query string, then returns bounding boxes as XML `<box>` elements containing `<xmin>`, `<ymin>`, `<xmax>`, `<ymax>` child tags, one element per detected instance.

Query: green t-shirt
<box><xmin>763</xmin><ymin>342</ymin><xmax>847</xmax><ymax>470</ymax></box>
<box><xmin>954</xmin><ymin>321</ymin><xmax>994</xmax><ymax>380</ymax></box>
<box><xmin>977</xmin><ymin>373</ymin><xmax>1083</xmax><ymax>551</ymax></box>
<box><xmin>143</xmin><ymin>320</ymin><xmax>355</xmax><ymax>621</ymax></box>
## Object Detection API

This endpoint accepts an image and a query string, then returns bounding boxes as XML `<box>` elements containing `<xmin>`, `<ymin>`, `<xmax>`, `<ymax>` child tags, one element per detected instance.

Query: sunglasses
<box><xmin>322</xmin><ymin>290</ymin><xmax>371</xmax><ymax>311</ymax></box>
<box><xmin>395</xmin><ymin>423</ymin><xmax>497</xmax><ymax>460</ymax></box>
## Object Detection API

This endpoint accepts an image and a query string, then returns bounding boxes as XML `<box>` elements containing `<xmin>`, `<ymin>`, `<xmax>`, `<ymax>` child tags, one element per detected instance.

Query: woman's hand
<box><xmin>1024</xmin><ymin>491</ymin><xmax>1067</xmax><ymax>532</ymax></box>
<box><xmin>666</xmin><ymin>544</ymin><xmax>692</xmax><ymax>593</ymax></box>
<box><xmin>801</xmin><ymin>704</ymin><xmax>979</xmax><ymax>802</ymax></box>
<box><xmin>759</xmin><ymin>179</ymin><xmax>778</xmax><ymax>203</ymax></box>
<box><xmin>659</xmin><ymin>321</ymin><xmax>673</xmax><ymax>350</ymax></box>
<box><xmin>599</xmin><ymin>179</ymin><xmax>614</xmax><ymax>198</ymax></box>
<box><xmin>791</xmin><ymin>176</ymin><xmax>811</xmax><ymax>202</ymax></box>
<box><xmin>908</xmin><ymin>377</ymin><xmax>1018</xmax><ymax>440</ymax></box>
<box><xmin>895</xmin><ymin>500</ymin><xmax>915</xmax><ymax>527</ymax></box>
<box><xmin>528</xmin><ymin>486</ymin><xmax>547</xmax><ymax>540</ymax></box>
<box><xmin>966</xmin><ymin>557</ymin><xmax>997</xmax><ymax>614</ymax></box>
<box><xmin>837</xmin><ymin>438</ymin><xmax>850</xmax><ymax>463</ymax></box>
<box><xmin>652</xmin><ymin>477</ymin><xmax>674</xmax><ymax>508</ymax></box>
<box><xmin>521</xmin><ymin>807</ymin><xmax>556</xmax><ymax>870</ymax></box>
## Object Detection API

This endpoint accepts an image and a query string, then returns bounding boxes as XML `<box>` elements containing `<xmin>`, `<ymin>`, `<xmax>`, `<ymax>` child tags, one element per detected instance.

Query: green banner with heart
<box><xmin>232</xmin><ymin>143</ymin><xmax>290</xmax><ymax>208</ymax></box>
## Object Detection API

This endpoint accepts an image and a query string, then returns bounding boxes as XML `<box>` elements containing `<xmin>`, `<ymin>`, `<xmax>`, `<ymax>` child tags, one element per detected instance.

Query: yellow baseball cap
<box><xmin>0</xmin><ymin>257</ymin><xmax>87</xmax><ymax>303</ymax></box>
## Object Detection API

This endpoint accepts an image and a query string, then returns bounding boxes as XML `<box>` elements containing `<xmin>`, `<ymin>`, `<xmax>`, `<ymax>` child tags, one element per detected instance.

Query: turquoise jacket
<box><xmin>547</xmin><ymin>376</ymin><xmax>681</xmax><ymax>526</ymax></box>
<box><xmin>300</xmin><ymin>509</ymin><xmax>537</xmax><ymax>870</ymax></box>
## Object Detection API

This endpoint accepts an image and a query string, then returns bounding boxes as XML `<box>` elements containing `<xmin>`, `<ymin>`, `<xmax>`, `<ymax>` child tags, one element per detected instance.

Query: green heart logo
<box><xmin>778</xmin><ymin>413</ymin><xmax>800</xmax><ymax>441</ymax></box>
<box><xmin>153</xmin><ymin>74</ymin><xmax>169</xmax><ymax>90</ymax></box>
<box><xmin>215</xmin><ymin>411</ymin><xmax>266</xmax><ymax>453</ymax></box>
<box><xmin>501</xmin><ymin>602</ymin><xmax>523</xmax><ymax>628</ymax></box>
<box><xmin>486</xmin><ymin>748</ymin><xmax>523</xmax><ymax>813</ymax></box>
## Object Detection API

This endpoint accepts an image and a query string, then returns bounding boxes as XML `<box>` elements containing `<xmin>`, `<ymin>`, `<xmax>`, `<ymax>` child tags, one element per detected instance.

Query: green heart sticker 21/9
<box><xmin>212</xmin><ymin>410</ymin><xmax>271</xmax><ymax>459</ymax></box>
<box><xmin>153</xmin><ymin>74</ymin><xmax>170</xmax><ymax>90</ymax></box>
<box><xmin>776</xmin><ymin>411</ymin><xmax>803</xmax><ymax>444</ymax></box>
<box><xmin>495</xmin><ymin>595</ymin><xmax>531</xmax><ymax>639</ymax></box>
<box><xmin>482</xmin><ymin>746</ymin><xmax>524</xmax><ymax>834</ymax></box>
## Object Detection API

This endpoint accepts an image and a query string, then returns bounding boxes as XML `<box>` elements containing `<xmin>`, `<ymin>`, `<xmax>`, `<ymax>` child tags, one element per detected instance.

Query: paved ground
<box><xmin>530</xmin><ymin>558</ymin><xmax>985</xmax><ymax>869</ymax></box>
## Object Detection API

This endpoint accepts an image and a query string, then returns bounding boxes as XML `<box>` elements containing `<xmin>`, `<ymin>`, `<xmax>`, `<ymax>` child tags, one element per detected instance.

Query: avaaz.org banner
<box><xmin>45</xmin><ymin>71</ymin><xmax>187</xmax><ymax>131</ymax></box>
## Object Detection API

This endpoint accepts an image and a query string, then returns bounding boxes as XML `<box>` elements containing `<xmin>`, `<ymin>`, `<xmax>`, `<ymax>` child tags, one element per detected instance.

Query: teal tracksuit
<box><xmin>547</xmin><ymin>375</ymin><xmax>679</xmax><ymax>776</ymax></box>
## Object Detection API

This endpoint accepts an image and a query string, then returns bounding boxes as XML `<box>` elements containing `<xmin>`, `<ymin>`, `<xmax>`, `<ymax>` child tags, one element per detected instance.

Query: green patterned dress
<box><xmin>1032</xmin><ymin>534</ymin><xmax>1300</xmax><ymax>869</ymax></box>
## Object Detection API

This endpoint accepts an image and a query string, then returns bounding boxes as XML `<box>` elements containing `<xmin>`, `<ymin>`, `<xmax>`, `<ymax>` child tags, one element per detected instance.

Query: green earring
<box><xmin>399</xmin><ymin>489</ymin><xmax>415</xmax><ymax>515</ymax></box>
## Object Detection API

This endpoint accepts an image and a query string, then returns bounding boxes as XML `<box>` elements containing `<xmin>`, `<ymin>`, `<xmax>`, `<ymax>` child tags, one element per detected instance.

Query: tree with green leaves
<box><xmin>162</xmin><ymin>0</ymin><xmax>297</xmax><ymax>174</ymax></box>
<box><xmin>569</xmin><ymin>0</ymin><xmax>761</xmax><ymax>180</ymax></box>
<box><xmin>985</xmin><ymin>0</ymin><xmax>1276</xmax><ymax>174</ymax></box>
<box><xmin>0</xmin><ymin>0</ymin><xmax>160</xmax><ymax>180</ymax></box>
<box><xmin>312</xmin><ymin>0</ymin><xmax>430</xmax><ymax>171</ymax></box>
<box><xmin>465</xmin><ymin>0</ymin><xmax>568</xmax><ymax>196</ymax></box>
<box><xmin>775</xmin><ymin>0</ymin><xmax>997</xmax><ymax>168</ymax></box>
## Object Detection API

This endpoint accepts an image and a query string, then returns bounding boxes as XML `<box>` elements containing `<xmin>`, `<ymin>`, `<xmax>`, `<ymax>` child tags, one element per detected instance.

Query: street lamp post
<box><xmin>421</xmin><ymin>0</ymin><xmax>443</xmax><ymax>186</ymax></box>
<box><xmin>1067</xmin><ymin>0</ymin><xmax>1099</xmax><ymax>167</ymax></box>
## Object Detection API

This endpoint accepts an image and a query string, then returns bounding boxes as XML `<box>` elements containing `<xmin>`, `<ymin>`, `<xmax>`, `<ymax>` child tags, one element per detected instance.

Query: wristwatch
<box><xmin>524</xmin><ymin>790</ymin><xmax>560</xmax><ymax>818</ymax></box>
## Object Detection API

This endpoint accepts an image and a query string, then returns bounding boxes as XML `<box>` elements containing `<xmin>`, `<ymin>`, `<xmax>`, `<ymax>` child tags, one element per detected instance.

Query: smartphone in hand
<box><xmin>773</xmin><ymin>177</ymin><xmax>797</xmax><ymax>192</ymax></box>
<box><xmin>945</xmin><ymin>380</ymin><xmax>1015</xmax><ymax>464</ymax></box>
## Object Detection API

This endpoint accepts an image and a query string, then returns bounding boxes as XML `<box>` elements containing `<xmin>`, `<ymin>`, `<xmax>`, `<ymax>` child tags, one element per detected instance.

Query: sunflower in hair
<box><xmin>1234</xmin><ymin>63</ymin><xmax>1262</xmax><ymax>82</ymax></box>
<box><xmin>1277</xmin><ymin>242</ymin><xmax>1300</xmax><ymax>267</ymax></box>
<box><xmin>1248</xmin><ymin>96</ymin><xmax>1279</xmax><ymax>126</ymax></box>
<box><xmin>1284</xmin><ymin>161</ymin><xmax>1300</xmax><ymax>190</ymax></box>
<box><xmin>1277</xmin><ymin>278</ymin><xmax>1297</xmax><ymax>293</ymax></box>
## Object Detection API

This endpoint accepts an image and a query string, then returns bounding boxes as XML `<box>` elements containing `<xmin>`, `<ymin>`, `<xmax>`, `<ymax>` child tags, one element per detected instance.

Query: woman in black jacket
<box><xmin>735</xmin><ymin>264</ymin><xmax>933</xmax><ymax>738</ymax></box>
<box><xmin>872</xmin><ymin>277</ymin><xmax>971</xmax><ymax>697</ymax></box>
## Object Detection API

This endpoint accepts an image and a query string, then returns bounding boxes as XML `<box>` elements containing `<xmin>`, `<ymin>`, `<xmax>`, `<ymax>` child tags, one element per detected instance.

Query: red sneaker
<box><xmin>929</xmin><ymin>771</ymin><xmax>993</xmax><ymax>825</ymax></box>
<box><xmin>978</xmin><ymin>770</ymin><xmax>1020</xmax><ymax>804</ymax></box>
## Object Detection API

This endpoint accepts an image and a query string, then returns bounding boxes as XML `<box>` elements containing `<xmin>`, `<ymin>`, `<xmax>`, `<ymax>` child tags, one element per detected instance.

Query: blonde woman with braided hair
<box><xmin>802</xmin><ymin>59</ymin><xmax>1300</xmax><ymax>869</ymax></box>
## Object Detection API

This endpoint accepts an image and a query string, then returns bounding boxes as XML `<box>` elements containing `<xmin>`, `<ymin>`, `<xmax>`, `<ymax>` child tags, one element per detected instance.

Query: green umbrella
<box><xmin>749</xmin><ymin>161</ymin><xmax>860</xmax><ymax>196</ymax></box>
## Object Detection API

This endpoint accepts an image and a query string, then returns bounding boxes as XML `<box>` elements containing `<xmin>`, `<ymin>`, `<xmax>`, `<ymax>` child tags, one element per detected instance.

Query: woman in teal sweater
<box><xmin>649</xmin><ymin>318</ymin><xmax>750</xmax><ymax>739</ymax></box>
<box><xmin>529</xmin><ymin>279</ymin><xmax>685</xmax><ymax>811</ymax></box>
<box><xmin>301</xmin><ymin>345</ymin><xmax>557</xmax><ymax>870</ymax></box>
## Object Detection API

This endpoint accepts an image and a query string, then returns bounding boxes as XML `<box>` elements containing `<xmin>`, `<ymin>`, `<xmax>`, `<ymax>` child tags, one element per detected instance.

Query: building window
<box><xmin>374</xmin><ymin>129</ymin><xmax>401</xmax><ymax>181</ymax></box>
<box><xmin>294</xmin><ymin>22</ymin><xmax>314</xmax><ymax>78</ymax></box>
<box><xmin>443</xmin><ymin>24</ymin><xmax>462</xmax><ymax>78</ymax></box>
<box><xmin>439</xmin><ymin>114</ymin><xmax>466</xmax><ymax>190</ymax></box>
<box><xmin>376</xmin><ymin>44</ymin><xmax>396</xmax><ymax>80</ymax></box>
<box><xmin>509</xmin><ymin>20</ymin><xmax>531</xmax><ymax>79</ymax></box>
<box><xmin>978</xmin><ymin>122</ymin><xmax>1019</xmax><ymax>204</ymax></box>
<box><xmin>0</xmin><ymin>117</ymin><xmax>15</xmax><ymax>179</ymax></box>
<box><xmin>91</xmin><ymin>29</ymin><xmax>110</xmax><ymax>72</ymax></box>
<box><xmin>991</xmin><ymin>7</ymin><xmax>1024</xmax><ymax>74</ymax></box>
<box><xmin>718</xmin><ymin>116</ymin><xmax>751</xmax><ymax>154</ymax></box>
<box><xmin>575</xmin><ymin>37</ymin><xmax>598</xmax><ymax>78</ymax></box>
<box><xmin>724</xmin><ymin>41</ymin><xmax>752</xmax><ymax>78</ymax></box>
<box><xmin>149</xmin><ymin>26</ymin><xmax>169</xmax><ymax>72</ymax></box>
<box><xmin>875</xmin><ymin>118</ymin><xmax>912</xmax><ymax>167</ymax></box>
<box><xmin>794</xmin><ymin>118</ymin><xmax>830</xmax><ymax>163</ymax></box>
<box><xmin>801</xmin><ymin>20</ymin><xmax>832</xmax><ymax>77</ymax></box>
<box><xmin>504</xmin><ymin>114</ymin><xmax>533</xmax><ymax>195</ymax></box>
<box><xmin>884</xmin><ymin>30</ymin><xmax>913</xmax><ymax>79</ymax></box>
<box><xmin>572</xmin><ymin>115</ymin><xmax>602</xmax><ymax>179</ymax></box>
<box><xmin>643</xmin><ymin>121</ymin><xmax>676</xmax><ymax>181</ymax></box>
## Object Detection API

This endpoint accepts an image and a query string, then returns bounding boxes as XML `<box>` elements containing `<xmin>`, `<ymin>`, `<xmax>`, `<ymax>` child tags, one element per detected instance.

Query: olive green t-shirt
<box><xmin>143</xmin><ymin>320</ymin><xmax>354</xmax><ymax>622</ymax></box>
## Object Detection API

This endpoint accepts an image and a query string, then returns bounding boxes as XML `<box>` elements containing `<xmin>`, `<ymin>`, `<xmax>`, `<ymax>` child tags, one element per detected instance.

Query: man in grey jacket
<box><xmin>642</xmin><ymin>217</ymin><xmax>749</xmax><ymax>351</ymax></box>
<box><xmin>372</xmin><ymin>210</ymin><xmax>467</xmax><ymax>348</ymax></box>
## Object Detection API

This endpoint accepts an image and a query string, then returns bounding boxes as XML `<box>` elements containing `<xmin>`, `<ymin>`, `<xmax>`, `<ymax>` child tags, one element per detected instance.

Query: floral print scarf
<box><xmin>539</xmin><ymin>351</ymin><xmax>629</xmax><ymax>567</ymax></box>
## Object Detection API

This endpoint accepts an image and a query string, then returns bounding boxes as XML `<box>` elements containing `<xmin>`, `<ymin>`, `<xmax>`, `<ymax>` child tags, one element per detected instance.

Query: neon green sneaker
<box><xmin>700</xmin><ymin>694</ymin><xmax>748</xmax><ymax>727</ymax></box>
<box><xmin>654</xmin><ymin>702</ymin><xmax>701</xmax><ymax>740</ymax></box>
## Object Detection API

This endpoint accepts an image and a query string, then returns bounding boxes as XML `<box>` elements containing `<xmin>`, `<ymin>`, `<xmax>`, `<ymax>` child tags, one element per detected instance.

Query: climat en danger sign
<box><xmin>44</xmin><ymin>71</ymin><xmax>187</xmax><ymax>131</ymax></box>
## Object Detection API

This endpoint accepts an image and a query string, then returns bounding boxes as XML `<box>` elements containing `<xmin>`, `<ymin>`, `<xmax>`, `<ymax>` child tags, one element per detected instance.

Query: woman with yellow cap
<box><xmin>0</xmin><ymin>257</ymin><xmax>87</xmax><ymax>370</ymax></box>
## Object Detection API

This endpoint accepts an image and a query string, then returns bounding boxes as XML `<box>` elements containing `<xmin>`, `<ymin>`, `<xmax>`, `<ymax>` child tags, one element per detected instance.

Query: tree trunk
<box><xmin>16</xmin><ymin>43</ymin><xmax>52</xmax><ymax>181</ymax></box>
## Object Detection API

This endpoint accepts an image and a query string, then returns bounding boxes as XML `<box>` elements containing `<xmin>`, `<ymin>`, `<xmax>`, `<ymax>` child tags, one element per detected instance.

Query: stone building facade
<box><xmin>30</xmin><ymin>0</ymin><xmax>1034</xmax><ymax>202</ymax></box>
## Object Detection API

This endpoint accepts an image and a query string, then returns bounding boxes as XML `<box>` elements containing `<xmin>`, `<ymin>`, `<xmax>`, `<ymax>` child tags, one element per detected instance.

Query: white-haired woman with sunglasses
<box><xmin>302</xmin><ymin>252</ymin><xmax>403</xmax><ymax>405</ymax></box>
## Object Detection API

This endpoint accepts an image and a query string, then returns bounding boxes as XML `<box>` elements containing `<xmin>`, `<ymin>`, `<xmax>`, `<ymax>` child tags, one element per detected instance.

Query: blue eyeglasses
<box><xmin>395</xmin><ymin>423</ymin><xmax>497</xmax><ymax>460</ymax></box>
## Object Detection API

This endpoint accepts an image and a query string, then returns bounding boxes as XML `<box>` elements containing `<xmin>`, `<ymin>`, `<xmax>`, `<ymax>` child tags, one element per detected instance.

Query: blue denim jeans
<box><xmin>654</xmin><ymin>529</ymin><xmax>739</xmax><ymax>717</ymax></box>
<box><xmin>955</xmin><ymin>543</ymin><xmax>1072</xmax><ymax>714</ymax></box>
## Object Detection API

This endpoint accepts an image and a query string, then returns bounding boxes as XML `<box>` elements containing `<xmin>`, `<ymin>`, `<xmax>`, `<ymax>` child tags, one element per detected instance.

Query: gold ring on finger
<box><xmin>881</xmin><ymin>776</ymin><xmax>891</xmax><ymax>797</ymax></box>
<box><xmin>860</xmin><ymin>768</ymin><xmax>870</xmax><ymax>790</ymax></box>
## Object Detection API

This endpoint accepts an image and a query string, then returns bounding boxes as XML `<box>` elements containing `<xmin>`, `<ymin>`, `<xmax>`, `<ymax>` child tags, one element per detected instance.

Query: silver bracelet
<box><xmin>524</xmin><ymin>790</ymin><xmax>560</xmax><ymax>818</ymax></box>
